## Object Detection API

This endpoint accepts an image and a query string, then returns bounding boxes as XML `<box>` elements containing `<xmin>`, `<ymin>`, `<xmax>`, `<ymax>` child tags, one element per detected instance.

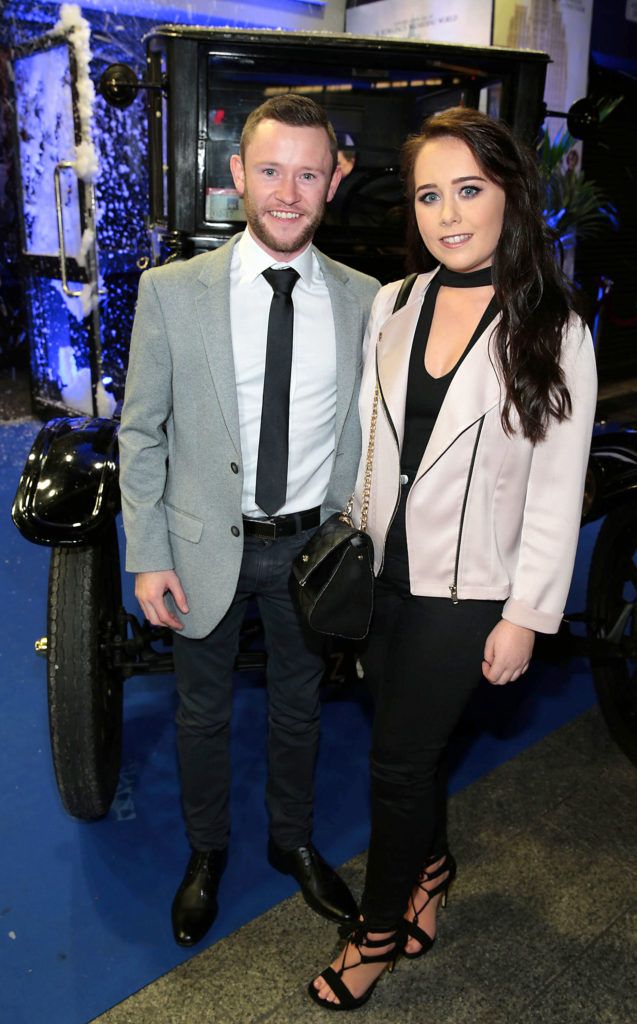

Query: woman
<box><xmin>310</xmin><ymin>107</ymin><xmax>597</xmax><ymax>1011</ymax></box>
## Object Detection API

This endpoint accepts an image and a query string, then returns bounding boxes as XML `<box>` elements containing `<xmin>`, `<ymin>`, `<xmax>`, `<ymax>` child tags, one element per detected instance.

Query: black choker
<box><xmin>436</xmin><ymin>264</ymin><xmax>493</xmax><ymax>288</ymax></box>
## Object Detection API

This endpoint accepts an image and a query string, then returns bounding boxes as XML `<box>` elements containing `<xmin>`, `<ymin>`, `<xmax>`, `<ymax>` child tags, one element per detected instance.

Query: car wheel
<box><xmin>47</xmin><ymin>523</ymin><xmax>124</xmax><ymax>819</ymax></box>
<box><xmin>586</xmin><ymin>502</ymin><xmax>637</xmax><ymax>766</ymax></box>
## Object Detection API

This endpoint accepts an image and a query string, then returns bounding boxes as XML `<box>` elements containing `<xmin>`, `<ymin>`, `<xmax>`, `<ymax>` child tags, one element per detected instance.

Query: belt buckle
<box><xmin>255</xmin><ymin>518</ymin><xmax>278</xmax><ymax>540</ymax></box>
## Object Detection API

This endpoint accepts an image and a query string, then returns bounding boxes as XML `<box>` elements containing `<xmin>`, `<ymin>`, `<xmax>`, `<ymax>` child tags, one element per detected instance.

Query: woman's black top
<box><xmin>382</xmin><ymin>264</ymin><xmax>499</xmax><ymax>584</ymax></box>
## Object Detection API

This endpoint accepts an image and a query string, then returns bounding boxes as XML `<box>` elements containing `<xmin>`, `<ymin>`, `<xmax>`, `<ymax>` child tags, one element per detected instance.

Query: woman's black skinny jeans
<box><xmin>359</xmin><ymin>571</ymin><xmax>503</xmax><ymax>930</ymax></box>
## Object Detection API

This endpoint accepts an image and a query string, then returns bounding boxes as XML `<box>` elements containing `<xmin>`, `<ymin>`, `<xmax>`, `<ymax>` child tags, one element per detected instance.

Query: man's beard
<box><xmin>242</xmin><ymin>190</ymin><xmax>327</xmax><ymax>256</ymax></box>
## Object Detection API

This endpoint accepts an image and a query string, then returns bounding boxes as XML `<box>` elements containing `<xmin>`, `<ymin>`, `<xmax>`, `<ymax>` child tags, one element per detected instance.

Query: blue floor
<box><xmin>0</xmin><ymin>421</ymin><xmax>600</xmax><ymax>1024</ymax></box>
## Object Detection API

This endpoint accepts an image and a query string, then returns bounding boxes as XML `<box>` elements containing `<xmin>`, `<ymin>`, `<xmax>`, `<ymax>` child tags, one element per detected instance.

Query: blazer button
<box><xmin>231</xmin><ymin>525</ymin><xmax>240</xmax><ymax>537</ymax></box>
<box><xmin>230</xmin><ymin>462</ymin><xmax>239</xmax><ymax>474</ymax></box>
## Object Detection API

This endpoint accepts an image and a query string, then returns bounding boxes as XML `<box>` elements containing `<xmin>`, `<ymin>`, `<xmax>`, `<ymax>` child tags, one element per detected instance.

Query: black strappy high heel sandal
<box><xmin>308</xmin><ymin>921</ymin><xmax>405</xmax><ymax>1012</ymax></box>
<box><xmin>403</xmin><ymin>851</ymin><xmax>457</xmax><ymax>960</ymax></box>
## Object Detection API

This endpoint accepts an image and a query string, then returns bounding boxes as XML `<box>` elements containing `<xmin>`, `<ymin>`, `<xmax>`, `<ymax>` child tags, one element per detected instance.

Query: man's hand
<box><xmin>135</xmin><ymin>570</ymin><xmax>189</xmax><ymax>631</ymax></box>
<box><xmin>482</xmin><ymin>619</ymin><xmax>535</xmax><ymax>685</ymax></box>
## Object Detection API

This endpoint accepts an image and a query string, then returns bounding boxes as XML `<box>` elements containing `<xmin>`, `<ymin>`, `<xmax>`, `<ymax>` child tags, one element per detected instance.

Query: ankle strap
<box><xmin>339</xmin><ymin>923</ymin><xmax>404</xmax><ymax>972</ymax></box>
<box><xmin>349</xmin><ymin>921</ymin><xmax>405</xmax><ymax>948</ymax></box>
<box><xmin>419</xmin><ymin>851</ymin><xmax>455</xmax><ymax>882</ymax></box>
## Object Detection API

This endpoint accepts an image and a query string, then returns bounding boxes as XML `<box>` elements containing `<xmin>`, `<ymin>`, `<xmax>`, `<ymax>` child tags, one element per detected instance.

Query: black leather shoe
<box><xmin>171</xmin><ymin>849</ymin><xmax>227</xmax><ymax>947</ymax></box>
<box><xmin>268</xmin><ymin>839</ymin><xmax>358</xmax><ymax>924</ymax></box>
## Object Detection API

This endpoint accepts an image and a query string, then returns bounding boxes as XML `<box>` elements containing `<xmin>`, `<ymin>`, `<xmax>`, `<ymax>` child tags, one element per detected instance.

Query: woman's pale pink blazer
<box><xmin>352</xmin><ymin>271</ymin><xmax>598</xmax><ymax>634</ymax></box>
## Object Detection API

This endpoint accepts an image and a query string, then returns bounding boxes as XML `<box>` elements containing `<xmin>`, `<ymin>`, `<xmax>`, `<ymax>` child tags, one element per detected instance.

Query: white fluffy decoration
<box><xmin>53</xmin><ymin>5</ymin><xmax>98</xmax><ymax>181</ymax></box>
<box><xmin>56</xmin><ymin>345</ymin><xmax>94</xmax><ymax>415</ymax></box>
<box><xmin>76</xmin><ymin>226</ymin><xmax>95</xmax><ymax>269</ymax></box>
<box><xmin>52</xmin><ymin>6</ymin><xmax>101</xmax><ymax>322</ymax></box>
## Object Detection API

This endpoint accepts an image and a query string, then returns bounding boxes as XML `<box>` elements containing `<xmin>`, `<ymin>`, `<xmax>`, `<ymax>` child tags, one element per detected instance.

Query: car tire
<box><xmin>587</xmin><ymin>502</ymin><xmax>637</xmax><ymax>766</ymax></box>
<box><xmin>47</xmin><ymin>523</ymin><xmax>124</xmax><ymax>819</ymax></box>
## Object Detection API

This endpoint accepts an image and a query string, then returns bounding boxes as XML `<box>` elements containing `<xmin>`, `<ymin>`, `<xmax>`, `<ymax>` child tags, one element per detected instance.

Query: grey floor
<box><xmin>92</xmin><ymin>706</ymin><xmax>636</xmax><ymax>1024</ymax></box>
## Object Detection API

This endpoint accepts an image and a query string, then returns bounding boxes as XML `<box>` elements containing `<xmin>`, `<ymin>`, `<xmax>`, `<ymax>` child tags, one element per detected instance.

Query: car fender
<box><xmin>583</xmin><ymin>427</ymin><xmax>637</xmax><ymax>524</ymax></box>
<box><xmin>12</xmin><ymin>417</ymin><xmax>121</xmax><ymax>546</ymax></box>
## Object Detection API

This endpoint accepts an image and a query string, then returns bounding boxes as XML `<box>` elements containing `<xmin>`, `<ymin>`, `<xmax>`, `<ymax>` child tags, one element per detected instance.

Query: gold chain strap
<box><xmin>360</xmin><ymin>384</ymin><xmax>379</xmax><ymax>532</ymax></box>
<box><xmin>343</xmin><ymin>384</ymin><xmax>379</xmax><ymax>532</ymax></box>
<box><xmin>344</xmin><ymin>278</ymin><xmax>414</xmax><ymax>532</ymax></box>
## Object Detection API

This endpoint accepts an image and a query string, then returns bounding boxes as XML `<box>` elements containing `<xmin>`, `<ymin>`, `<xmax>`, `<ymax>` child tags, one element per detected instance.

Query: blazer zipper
<box><xmin>450</xmin><ymin>415</ymin><xmax>485</xmax><ymax>604</ymax></box>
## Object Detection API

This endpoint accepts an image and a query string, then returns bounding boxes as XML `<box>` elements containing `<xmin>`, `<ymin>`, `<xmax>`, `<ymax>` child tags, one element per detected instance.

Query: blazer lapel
<box><xmin>195</xmin><ymin>236</ymin><xmax>242</xmax><ymax>454</ymax></box>
<box><xmin>375</xmin><ymin>274</ymin><xmax>432</xmax><ymax>448</ymax></box>
<box><xmin>315</xmin><ymin>249</ymin><xmax>358</xmax><ymax>443</ymax></box>
<box><xmin>376</xmin><ymin>272</ymin><xmax>503</xmax><ymax>473</ymax></box>
<box><xmin>418</xmin><ymin>316</ymin><xmax>503</xmax><ymax>476</ymax></box>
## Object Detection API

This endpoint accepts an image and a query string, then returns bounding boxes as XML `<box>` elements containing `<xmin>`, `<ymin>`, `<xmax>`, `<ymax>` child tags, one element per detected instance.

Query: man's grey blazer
<box><xmin>118</xmin><ymin>233</ymin><xmax>380</xmax><ymax>638</ymax></box>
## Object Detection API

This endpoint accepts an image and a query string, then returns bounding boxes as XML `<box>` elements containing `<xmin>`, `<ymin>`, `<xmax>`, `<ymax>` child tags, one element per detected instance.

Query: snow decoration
<box><xmin>49</xmin><ymin>338</ymin><xmax>115</xmax><ymax>417</ymax></box>
<box><xmin>13</xmin><ymin>46</ymin><xmax>82</xmax><ymax>257</ymax></box>
<box><xmin>54</xmin><ymin>4</ymin><xmax>98</xmax><ymax>184</ymax></box>
<box><xmin>57</xmin><ymin>344</ymin><xmax>94</xmax><ymax>414</ymax></box>
<box><xmin>76</xmin><ymin>227</ymin><xmax>95</xmax><ymax>269</ymax></box>
<box><xmin>5</xmin><ymin>2</ymin><xmax>152</xmax><ymax>414</ymax></box>
<box><xmin>79</xmin><ymin>282</ymin><xmax>98</xmax><ymax>317</ymax></box>
<box><xmin>74</xmin><ymin>139</ymin><xmax>99</xmax><ymax>181</ymax></box>
<box><xmin>48</xmin><ymin>277</ymin><xmax>95</xmax><ymax>321</ymax></box>
<box><xmin>96</xmin><ymin>380</ymin><xmax>116</xmax><ymax>418</ymax></box>
<box><xmin>14</xmin><ymin>3</ymin><xmax>100</xmax><ymax>357</ymax></box>
<box><xmin>51</xmin><ymin>280</ymin><xmax>86</xmax><ymax>324</ymax></box>
<box><xmin>53</xmin><ymin>6</ymin><xmax>101</xmax><ymax>331</ymax></box>
<box><xmin>26</xmin><ymin>275</ymin><xmax>93</xmax><ymax>413</ymax></box>
<box><xmin>93</xmin><ymin>97</ymin><xmax>148</xmax><ymax>255</ymax></box>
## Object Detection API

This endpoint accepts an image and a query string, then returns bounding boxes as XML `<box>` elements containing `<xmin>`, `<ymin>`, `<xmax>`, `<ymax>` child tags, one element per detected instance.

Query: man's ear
<box><xmin>326</xmin><ymin>164</ymin><xmax>343</xmax><ymax>203</ymax></box>
<box><xmin>230</xmin><ymin>154</ymin><xmax>245</xmax><ymax>195</ymax></box>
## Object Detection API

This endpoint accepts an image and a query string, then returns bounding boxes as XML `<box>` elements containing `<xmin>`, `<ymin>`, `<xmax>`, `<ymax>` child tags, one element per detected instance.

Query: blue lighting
<box><xmin>543</xmin><ymin>206</ymin><xmax>566</xmax><ymax>231</ymax></box>
<box><xmin>591</xmin><ymin>49</ymin><xmax>637</xmax><ymax>78</ymax></box>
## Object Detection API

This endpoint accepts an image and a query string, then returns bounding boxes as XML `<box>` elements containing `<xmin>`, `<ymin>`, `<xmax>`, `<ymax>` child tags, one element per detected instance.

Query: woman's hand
<box><xmin>482</xmin><ymin>619</ymin><xmax>535</xmax><ymax>685</ymax></box>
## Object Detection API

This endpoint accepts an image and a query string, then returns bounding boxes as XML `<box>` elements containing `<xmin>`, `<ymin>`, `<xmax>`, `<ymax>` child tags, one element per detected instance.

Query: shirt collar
<box><xmin>238</xmin><ymin>226</ymin><xmax>314</xmax><ymax>285</ymax></box>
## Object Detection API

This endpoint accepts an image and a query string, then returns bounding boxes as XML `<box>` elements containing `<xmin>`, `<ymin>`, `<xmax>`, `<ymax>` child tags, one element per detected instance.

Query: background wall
<box><xmin>493</xmin><ymin>0</ymin><xmax>593</xmax><ymax>136</ymax></box>
<box><xmin>78</xmin><ymin>0</ymin><xmax>348</xmax><ymax>32</ymax></box>
<box><xmin>345</xmin><ymin>0</ymin><xmax>493</xmax><ymax>45</ymax></box>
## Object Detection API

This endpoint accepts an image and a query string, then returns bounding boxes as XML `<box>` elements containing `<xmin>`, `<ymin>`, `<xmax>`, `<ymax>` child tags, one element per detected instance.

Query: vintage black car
<box><xmin>9</xmin><ymin>23</ymin><xmax>637</xmax><ymax>821</ymax></box>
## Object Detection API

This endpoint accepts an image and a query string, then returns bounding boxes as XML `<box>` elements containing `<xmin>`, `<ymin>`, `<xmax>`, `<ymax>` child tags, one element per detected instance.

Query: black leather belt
<box><xmin>242</xmin><ymin>506</ymin><xmax>321</xmax><ymax>540</ymax></box>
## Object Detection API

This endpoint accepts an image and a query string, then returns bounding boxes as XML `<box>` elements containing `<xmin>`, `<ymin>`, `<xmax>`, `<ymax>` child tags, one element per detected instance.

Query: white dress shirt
<box><xmin>229</xmin><ymin>228</ymin><xmax>338</xmax><ymax>518</ymax></box>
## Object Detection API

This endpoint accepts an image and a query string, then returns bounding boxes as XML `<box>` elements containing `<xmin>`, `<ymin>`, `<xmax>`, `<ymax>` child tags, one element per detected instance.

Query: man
<box><xmin>118</xmin><ymin>94</ymin><xmax>380</xmax><ymax>947</ymax></box>
<box><xmin>336</xmin><ymin>133</ymin><xmax>357</xmax><ymax>178</ymax></box>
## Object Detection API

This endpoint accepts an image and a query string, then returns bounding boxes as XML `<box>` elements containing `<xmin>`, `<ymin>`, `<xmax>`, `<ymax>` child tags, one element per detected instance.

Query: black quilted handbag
<box><xmin>291</xmin><ymin>274</ymin><xmax>418</xmax><ymax>640</ymax></box>
<box><xmin>291</xmin><ymin>509</ymin><xmax>375</xmax><ymax>639</ymax></box>
<box><xmin>291</xmin><ymin>376</ymin><xmax>380</xmax><ymax>639</ymax></box>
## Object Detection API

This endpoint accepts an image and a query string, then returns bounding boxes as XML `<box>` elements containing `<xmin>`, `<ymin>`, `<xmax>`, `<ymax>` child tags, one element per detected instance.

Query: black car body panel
<box><xmin>12</xmin><ymin>417</ymin><xmax>121</xmax><ymax>546</ymax></box>
<box><xmin>583</xmin><ymin>427</ymin><xmax>637</xmax><ymax>524</ymax></box>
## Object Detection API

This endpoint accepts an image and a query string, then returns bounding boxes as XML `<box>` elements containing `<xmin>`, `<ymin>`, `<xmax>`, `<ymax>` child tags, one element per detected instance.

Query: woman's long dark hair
<box><xmin>402</xmin><ymin>107</ymin><xmax>573</xmax><ymax>444</ymax></box>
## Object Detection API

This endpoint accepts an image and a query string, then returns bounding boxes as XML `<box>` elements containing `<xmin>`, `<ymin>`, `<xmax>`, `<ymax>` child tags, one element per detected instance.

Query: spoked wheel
<box><xmin>586</xmin><ymin>503</ymin><xmax>637</xmax><ymax>766</ymax></box>
<box><xmin>47</xmin><ymin>522</ymin><xmax>124</xmax><ymax>818</ymax></box>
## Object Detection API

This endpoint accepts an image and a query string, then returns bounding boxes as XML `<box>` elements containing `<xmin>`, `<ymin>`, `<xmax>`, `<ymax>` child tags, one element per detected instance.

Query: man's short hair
<box><xmin>240</xmin><ymin>94</ymin><xmax>338</xmax><ymax>171</ymax></box>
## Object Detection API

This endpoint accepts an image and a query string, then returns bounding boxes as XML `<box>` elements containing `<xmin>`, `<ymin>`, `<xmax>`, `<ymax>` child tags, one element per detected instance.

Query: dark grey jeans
<box><xmin>172</xmin><ymin>529</ymin><xmax>325</xmax><ymax>852</ymax></box>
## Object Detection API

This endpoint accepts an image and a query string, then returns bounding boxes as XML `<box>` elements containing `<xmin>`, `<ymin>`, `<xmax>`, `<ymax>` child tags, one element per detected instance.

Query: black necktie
<box><xmin>255</xmin><ymin>267</ymin><xmax>300</xmax><ymax>517</ymax></box>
